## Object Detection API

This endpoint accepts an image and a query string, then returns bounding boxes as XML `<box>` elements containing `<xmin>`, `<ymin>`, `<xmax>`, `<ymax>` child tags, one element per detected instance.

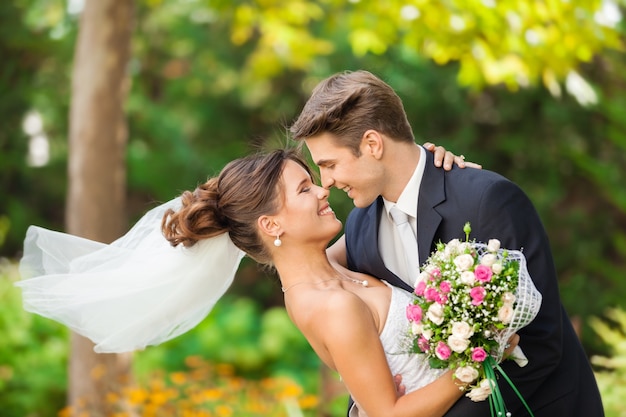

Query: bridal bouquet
<box><xmin>406</xmin><ymin>223</ymin><xmax>541</xmax><ymax>415</ymax></box>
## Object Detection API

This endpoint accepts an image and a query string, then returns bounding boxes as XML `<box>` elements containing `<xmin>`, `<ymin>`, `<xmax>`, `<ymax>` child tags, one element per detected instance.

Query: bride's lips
<box><xmin>318</xmin><ymin>204</ymin><xmax>334</xmax><ymax>215</ymax></box>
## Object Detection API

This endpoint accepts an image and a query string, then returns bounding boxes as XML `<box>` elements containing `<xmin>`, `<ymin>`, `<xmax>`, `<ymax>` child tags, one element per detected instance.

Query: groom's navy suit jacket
<box><xmin>344</xmin><ymin>149</ymin><xmax>603</xmax><ymax>416</ymax></box>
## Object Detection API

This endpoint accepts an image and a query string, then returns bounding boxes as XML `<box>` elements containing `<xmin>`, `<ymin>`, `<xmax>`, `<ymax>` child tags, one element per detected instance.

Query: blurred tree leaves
<box><xmin>226</xmin><ymin>0</ymin><xmax>623</xmax><ymax>91</ymax></box>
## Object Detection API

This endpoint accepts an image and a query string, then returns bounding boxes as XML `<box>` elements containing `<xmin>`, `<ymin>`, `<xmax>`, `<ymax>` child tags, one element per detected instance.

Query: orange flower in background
<box><xmin>214</xmin><ymin>363</ymin><xmax>234</xmax><ymax>377</ymax></box>
<box><xmin>63</xmin><ymin>359</ymin><xmax>321</xmax><ymax>417</ymax></box>
<box><xmin>298</xmin><ymin>394</ymin><xmax>319</xmax><ymax>409</ymax></box>
<box><xmin>124</xmin><ymin>387</ymin><xmax>149</xmax><ymax>405</ymax></box>
<box><xmin>184</xmin><ymin>355</ymin><xmax>207</xmax><ymax>368</ymax></box>
<box><xmin>277</xmin><ymin>380</ymin><xmax>302</xmax><ymax>399</ymax></box>
<box><xmin>106</xmin><ymin>392</ymin><xmax>120</xmax><ymax>404</ymax></box>
<box><xmin>90</xmin><ymin>363</ymin><xmax>107</xmax><ymax>381</ymax></box>
<box><xmin>170</xmin><ymin>371</ymin><xmax>187</xmax><ymax>385</ymax></box>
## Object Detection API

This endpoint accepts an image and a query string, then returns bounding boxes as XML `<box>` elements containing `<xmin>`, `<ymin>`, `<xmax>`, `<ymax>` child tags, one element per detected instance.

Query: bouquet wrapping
<box><xmin>406</xmin><ymin>223</ymin><xmax>541</xmax><ymax>414</ymax></box>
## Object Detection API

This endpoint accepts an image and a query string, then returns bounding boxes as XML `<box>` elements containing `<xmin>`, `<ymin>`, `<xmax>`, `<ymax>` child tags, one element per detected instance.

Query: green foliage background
<box><xmin>1</xmin><ymin>0</ymin><xmax>626</xmax><ymax>415</ymax></box>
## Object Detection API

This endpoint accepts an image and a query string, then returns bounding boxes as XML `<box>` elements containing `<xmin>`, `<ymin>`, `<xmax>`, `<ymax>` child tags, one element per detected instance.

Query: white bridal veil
<box><xmin>16</xmin><ymin>198</ymin><xmax>245</xmax><ymax>353</ymax></box>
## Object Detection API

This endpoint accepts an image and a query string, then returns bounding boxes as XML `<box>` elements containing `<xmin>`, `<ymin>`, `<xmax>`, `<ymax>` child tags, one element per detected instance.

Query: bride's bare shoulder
<box><xmin>294</xmin><ymin>290</ymin><xmax>375</xmax><ymax>338</ymax></box>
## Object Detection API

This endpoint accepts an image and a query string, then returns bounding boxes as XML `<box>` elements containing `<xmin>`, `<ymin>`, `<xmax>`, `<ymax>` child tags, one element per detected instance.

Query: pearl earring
<box><xmin>273</xmin><ymin>235</ymin><xmax>282</xmax><ymax>247</ymax></box>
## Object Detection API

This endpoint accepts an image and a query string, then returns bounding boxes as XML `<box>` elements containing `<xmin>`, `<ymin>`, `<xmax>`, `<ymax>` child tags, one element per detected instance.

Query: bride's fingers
<box><xmin>423</xmin><ymin>142</ymin><xmax>445</xmax><ymax>168</ymax></box>
<box><xmin>423</xmin><ymin>142</ymin><xmax>482</xmax><ymax>170</ymax></box>
<box><xmin>450</xmin><ymin>151</ymin><xmax>483</xmax><ymax>170</ymax></box>
<box><xmin>463</xmin><ymin>161</ymin><xmax>483</xmax><ymax>169</ymax></box>
<box><xmin>423</xmin><ymin>142</ymin><xmax>458</xmax><ymax>170</ymax></box>
<box><xmin>504</xmin><ymin>333</ymin><xmax>520</xmax><ymax>356</ymax></box>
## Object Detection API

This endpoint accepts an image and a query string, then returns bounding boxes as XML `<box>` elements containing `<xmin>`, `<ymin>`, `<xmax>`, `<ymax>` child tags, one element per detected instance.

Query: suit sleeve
<box><xmin>473</xmin><ymin>179</ymin><xmax>563</xmax><ymax>395</ymax></box>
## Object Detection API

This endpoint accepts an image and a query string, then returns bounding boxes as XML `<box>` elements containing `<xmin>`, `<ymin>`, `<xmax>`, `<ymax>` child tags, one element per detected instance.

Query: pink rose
<box><xmin>470</xmin><ymin>286</ymin><xmax>486</xmax><ymax>306</ymax></box>
<box><xmin>435</xmin><ymin>341</ymin><xmax>452</xmax><ymax>360</ymax></box>
<box><xmin>424</xmin><ymin>287</ymin><xmax>439</xmax><ymax>302</ymax></box>
<box><xmin>439</xmin><ymin>280</ymin><xmax>452</xmax><ymax>294</ymax></box>
<box><xmin>474</xmin><ymin>265</ymin><xmax>493</xmax><ymax>283</ymax></box>
<box><xmin>418</xmin><ymin>336</ymin><xmax>430</xmax><ymax>352</ymax></box>
<box><xmin>436</xmin><ymin>293</ymin><xmax>448</xmax><ymax>305</ymax></box>
<box><xmin>414</xmin><ymin>280</ymin><xmax>427</xmax><ymax>296</ymax></box>
<box><xmin>406</xmin><ymin>304</ymin><xmax>423</xmax><ymax>322</ymax></box>
<box><xmin>471</xmin><ymin>347</ymin><xmax>488</xmax><ymax>362</ymax></box>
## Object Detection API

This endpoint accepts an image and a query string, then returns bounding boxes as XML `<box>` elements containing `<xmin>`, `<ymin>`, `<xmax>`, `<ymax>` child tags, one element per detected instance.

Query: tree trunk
<box><xmin>66</xmin><ymin>0</ymin><xmax>134</xmax><ymax>414</ymax></box>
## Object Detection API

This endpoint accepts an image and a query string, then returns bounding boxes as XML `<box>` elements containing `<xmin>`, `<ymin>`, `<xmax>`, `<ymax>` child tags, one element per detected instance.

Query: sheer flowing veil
<box><xmin>16</xmin><ymin>198</ymin><xmax>246</xmax><ymax>353</ymax></box>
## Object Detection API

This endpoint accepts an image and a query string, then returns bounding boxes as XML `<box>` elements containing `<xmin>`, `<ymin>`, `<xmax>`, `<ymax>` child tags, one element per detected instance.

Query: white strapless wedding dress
<box><xmin>380</xmin><ymin>282</ymin><xmax>446</xmax><ymax>393</ymax></box>
<box><xmin>350</xmin><ymin>282</ymin><xmax>445</xmax><ymax>417</ymax></box>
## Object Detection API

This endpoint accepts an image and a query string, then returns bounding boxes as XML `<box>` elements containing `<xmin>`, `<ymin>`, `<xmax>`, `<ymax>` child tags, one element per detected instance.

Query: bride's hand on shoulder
<box><xmin>424</xmin><ymin>141</ymin><xmax>483</xmax><ymax>171</ymax></box>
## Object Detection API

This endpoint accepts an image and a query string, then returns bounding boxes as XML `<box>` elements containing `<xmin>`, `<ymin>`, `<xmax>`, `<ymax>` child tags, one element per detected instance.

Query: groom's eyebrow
<box><xmin>315</xmin><ymin>158</ymin><xmax>334</xmax><ymax>167</ymax></box>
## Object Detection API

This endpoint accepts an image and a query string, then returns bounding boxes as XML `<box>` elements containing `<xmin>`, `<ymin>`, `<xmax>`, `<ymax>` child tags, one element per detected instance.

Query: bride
<box><xmin>18</xmin><ymin>148</ymin><xmax>517</xmax><ymax>417</ymax></box>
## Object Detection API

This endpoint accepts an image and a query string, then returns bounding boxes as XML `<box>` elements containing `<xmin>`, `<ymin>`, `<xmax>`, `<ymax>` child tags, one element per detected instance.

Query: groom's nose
<box><xmin>320</xmin><ymin>171</ymin><xmax>334</xmax><ymax>189</ymax></box>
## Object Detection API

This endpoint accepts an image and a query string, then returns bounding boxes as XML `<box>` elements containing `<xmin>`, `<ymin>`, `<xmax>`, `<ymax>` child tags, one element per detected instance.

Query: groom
<box><xmin>289</xmin><ymin>70</ymin><xmax>604</xmax><ymax>416</ymax></box>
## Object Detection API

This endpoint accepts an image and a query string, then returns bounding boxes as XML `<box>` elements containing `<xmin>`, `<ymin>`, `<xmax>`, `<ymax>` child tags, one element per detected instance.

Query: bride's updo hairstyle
<box><xmin>162</xmin><ymin>148</ymin><xmax>313</xmax><ymax>265</ymax></box>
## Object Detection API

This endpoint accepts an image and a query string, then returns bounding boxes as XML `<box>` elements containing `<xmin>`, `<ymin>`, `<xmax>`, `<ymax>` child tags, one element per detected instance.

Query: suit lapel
<box><xmin>417</xmin><ymin>151</ymin><xmax>445</xmax><ymax>265</ymax></box>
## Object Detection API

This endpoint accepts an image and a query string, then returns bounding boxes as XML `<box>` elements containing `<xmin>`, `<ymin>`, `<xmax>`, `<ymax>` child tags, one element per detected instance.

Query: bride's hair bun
<box><xmin>161</xmin><ymin>148</ymin><xmax>312</xmax><ymax>265</ymax></box>
<box><xmin>161</xmin><ymin>178</ymin><xmax>225</xmax><ymax>248</ymax></box>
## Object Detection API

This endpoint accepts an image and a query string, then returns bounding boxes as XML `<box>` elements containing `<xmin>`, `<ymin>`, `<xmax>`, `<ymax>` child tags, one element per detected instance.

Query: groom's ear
<box><xmin>361</xmin><ymin>129</ymin><xmax>384</xmax><ymax>160</ymax></box>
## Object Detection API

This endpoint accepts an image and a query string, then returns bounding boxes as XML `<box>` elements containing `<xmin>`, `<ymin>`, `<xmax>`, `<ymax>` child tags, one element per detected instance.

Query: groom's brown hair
<box><xmin>289</xmin><ymin>70</ymin><xmax>415</xmax><ymax>155</ymax></box>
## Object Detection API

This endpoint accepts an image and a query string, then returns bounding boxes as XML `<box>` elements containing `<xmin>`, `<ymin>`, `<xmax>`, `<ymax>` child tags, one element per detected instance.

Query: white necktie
<box><xmin>389</xmin><ymin>206</ymin><xmax>419</xmax><ymax>285</ymax></box>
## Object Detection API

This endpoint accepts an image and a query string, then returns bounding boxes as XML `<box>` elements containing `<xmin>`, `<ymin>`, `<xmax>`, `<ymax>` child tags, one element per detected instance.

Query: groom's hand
<box><xmin>394</xmin><ymin>374</ymin><xmax>406</xmax><ymax>397</ymax></box>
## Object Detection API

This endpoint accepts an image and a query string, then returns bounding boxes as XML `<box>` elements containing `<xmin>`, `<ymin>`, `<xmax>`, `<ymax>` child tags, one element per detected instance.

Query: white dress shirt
<box><xmin>378</xmin><ymin>145</ymin><xmax>426</xmax><ymax>287</ymax></box>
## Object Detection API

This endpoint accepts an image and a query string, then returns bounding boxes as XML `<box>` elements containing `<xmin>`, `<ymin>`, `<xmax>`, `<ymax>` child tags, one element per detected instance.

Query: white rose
<box><xmin>491</xmin><ymin>262</ymin><xmax>503</xmax><ymax>274</ymax></box>
<box><xmin>451</xmin><ymin>321</ymin><xmax>474</xmax><ymax>339</ymax></box>
<box><xmin>411</xmin><ymin>321</ymin><xmax>424</xmax><ymax>335</ymax></box>
<box><xmin>480</xmin><ymin>253</ymin><xmax>497</xmax><ymax>267</ymax></box>
<box><xmin>416</xmin><ymin>270</ymin><xmax>431</xmax><ymax>285</ymax></box>
<box><xmin>487</xmin><ymin>239</ymin><xmax>501</xmax><ymax>252</ymax></box>
<box><xmin>444</xmin><ymin>239</ymin><xmax>461</xmax><ymax>257</ymax></box>
<box><xmin>427</xmin><ymin>303</ymin><xmax>445</xmax><ymax>326</ymax></box>
<box><xmin>502</xmin><ymin>292</ymin><xmax>516</xmax><ymax>305</ymax></box>
<box><xmin>454</xmin><ymin>366</ymin><xmax>479</xmax><ymax>384</ymax></box>
<box><xmin>447</xmin><ymin>335</ymin><xmax>470</xmax><ymax>353</ymax></box>
<box><xmin>454</xmin><ymin>254</ymin><xmax>475</xmax><ymax>271</ymax></box>
<box><xmin>458</xmin><ymin>242</ymin><xmax>471</xmax><ymax>253</ymax></box>
<box><xmin>421</xmin><ymin>328</ymin><xmax>433</xmax><ymax>340</ymax></box>
<box><xmin>460</xmin><ymin>271</ymin><xmax>476</xmax><ymax>285</ymax></box>
<box><xmin>423</xmin><ymin>264</ymin><xmax>437</xmax><ymax>275</ymax></box>
<box><xmin>447</xmin><ymin>238</ymin><xmax>461</xmax><ymax>248</ymax></box>
<box><xmin>466</xmin><ymin>378</ymin><xmax>493</xmax><ymax>402</ymax></box>
<box><xmin>498</xmin><ymin>304</ymin><xmax>514</xmax><ymax>324</ymax></box>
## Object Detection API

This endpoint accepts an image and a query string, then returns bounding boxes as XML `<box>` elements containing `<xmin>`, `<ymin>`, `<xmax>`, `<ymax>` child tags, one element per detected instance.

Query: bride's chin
<box><xmin>329</xmin><ymin>224</ymin><xmax>342</xmax><ymax>239</ymax></box>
